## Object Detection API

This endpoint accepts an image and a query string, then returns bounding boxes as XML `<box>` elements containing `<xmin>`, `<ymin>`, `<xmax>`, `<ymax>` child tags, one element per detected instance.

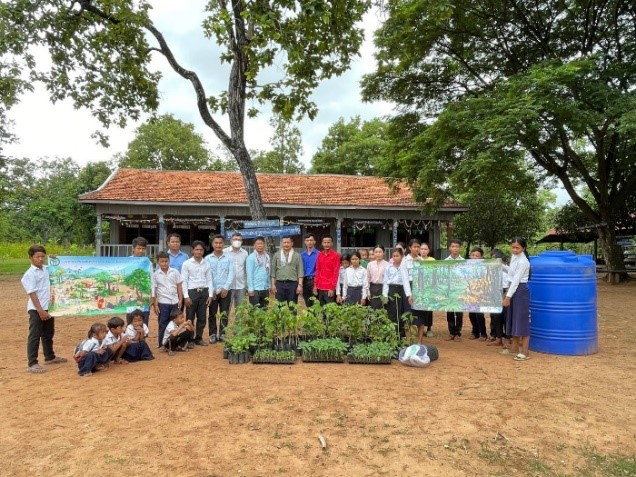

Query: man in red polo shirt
<box><xmin>313</xmin><ymin>235</ymin><xmax>341</xmax><ymax>306</ymax></box>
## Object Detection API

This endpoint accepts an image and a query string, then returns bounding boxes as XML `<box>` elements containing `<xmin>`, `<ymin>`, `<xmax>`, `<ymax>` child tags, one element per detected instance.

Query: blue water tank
<box><xmin>528</xmin><ymin>251</ymin><xmax>597</xmax><ymax>355</ymax></box>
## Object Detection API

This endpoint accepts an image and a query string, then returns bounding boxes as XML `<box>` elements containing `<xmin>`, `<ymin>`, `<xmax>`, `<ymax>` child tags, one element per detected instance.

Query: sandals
<box><xmin>27</xmin><ymin>364</ymin><xmax>46</xmax><ymax>374</ymax></box>
<box><xmin>514</xmin><ymin>353</ymin><xmax>530</xmax><ymax>361</ymax></box>
<box><xmin>500</xmin><ymin>348</ymin><xmax>510</xmax><ymax>355</ymax></box>
<box><xmin>44</xmin><ymin>357</ymin><xmax>68</xmax><ymax>365</ymax></box>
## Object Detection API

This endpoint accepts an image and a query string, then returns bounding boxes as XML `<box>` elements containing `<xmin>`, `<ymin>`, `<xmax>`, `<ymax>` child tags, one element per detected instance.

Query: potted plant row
<box><xmin>347</xmin><ymin>342</ymin><xmax>394</xmax><ymax>364</ymax></box>
<box><xmin>251</xmin><ymin>349</ymin><xmax>296</xmax><ymax>364</ymax></box>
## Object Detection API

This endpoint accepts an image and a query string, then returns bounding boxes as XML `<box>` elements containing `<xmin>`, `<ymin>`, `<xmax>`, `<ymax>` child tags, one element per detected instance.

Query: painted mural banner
<box><xmin>47</xmin><ymin>256</ymin><xmax>152</xmax><ymax>317</ymax></box>
<box><xmin>411</xmin><ymin>260</ymin><xmax>503</xmax><ymax>313</ymax></box>
<box><xmin>224</xmin><ymin>225</ymin><xmax>301</xmax><ymax>240</ymax></box>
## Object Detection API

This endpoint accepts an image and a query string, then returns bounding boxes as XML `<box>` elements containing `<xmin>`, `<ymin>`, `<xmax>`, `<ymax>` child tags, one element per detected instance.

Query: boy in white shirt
<box><xmin>151</xmin><ymin>251</ymin><xmax>183</xmax><ymax>349</ymax></box>
<box><xmin>21</xmin><ymin>244</ymin><xmax>67</xmax><ymax>373</ymax></box>
<box><xmin>103</xmin><ymin>316</ymin><xmax>131</xmax><ymax>364</ymax></box>
<box><xmin>163</xmin><ymin>310</ymin><xmax>194</xmax><ymax>356</ymax></box>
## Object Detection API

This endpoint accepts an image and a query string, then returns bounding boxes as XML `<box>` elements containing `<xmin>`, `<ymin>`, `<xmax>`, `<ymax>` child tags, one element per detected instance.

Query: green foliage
<box><xmin>0</xmin><ymin>0</ymin><xmax>371</xmax><ymax>223</ymax></box>
<box><xmin>0</xmin><ymin>157</ymin><xmax>111</xmax><ymax>244</ymax></box>
<box><xmin>363</xmin><ymin>0</ymin><xmax>636</xmax><ymax>271</ymax></box>
<box><xmin>297</xmin><ymin>337</ymin><xmax>348</xmax><ymax>362</ymax></box>
<box><xmin>0</xmin><ymin>258</ymin><xmax>30</xmax><ymax>275</ymax></box>
<box><xmin>252</xmin><ymin>349</ymin><xmax>295</xmax><ymax>363</ymax></box>
<box><xmin>118</xmin><ymin>114</ymin><xmax>214</xmax><ymax>171</ymax></box>
<box><xmin>0</xmin><ymin>242</ymin><xmax>94</xmax><ymax>259</ymax></box>
<box><xmin>310</xmin><ymin>117</ymin><xmax>388</xmax><ymax>175</ymax></box>
<box><xmin>453</xmin><ymin>189</ymin><xmax>554</xmax><ymax>247</ymax></box>
<box><xmin>350</xmin><ymin>342</ymin><xmax>394</xmax><ymax>362</ymax></box>
<box><xmin>252</xmin><ymin>115</ymin><xmax>305</xmax><ymax>174</ymax></box>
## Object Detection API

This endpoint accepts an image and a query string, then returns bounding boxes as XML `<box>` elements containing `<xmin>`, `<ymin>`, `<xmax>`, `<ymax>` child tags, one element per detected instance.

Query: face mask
<box><xmin>232</xmin><ymin>240</ymin><xmax>242</xmax><ymax>249</ymax></box>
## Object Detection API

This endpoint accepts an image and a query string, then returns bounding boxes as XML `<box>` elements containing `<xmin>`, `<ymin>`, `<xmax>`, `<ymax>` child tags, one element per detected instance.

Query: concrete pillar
<box><xmin>392</xmin><ymin>220</ymin><xmax>398</xmax><ymax>247</ymax></box>
<box><xmin>96</xmin><ymin>215</ymin><xmax>103</xmax><ymax>257</ymax></box>
<box><xmin>220</xmin><ymin>215</ymin><xmax>226</xmax><ymax>240</ymax></box>
<box><xmin>336</xmin><ymin>218</ymin><xmax>342</xmax><ymax>252</ymax></box>
<box><xmin>158</xmin><ymin>214</ymin><xmax>165</xmax><ymax>252</ymax></box>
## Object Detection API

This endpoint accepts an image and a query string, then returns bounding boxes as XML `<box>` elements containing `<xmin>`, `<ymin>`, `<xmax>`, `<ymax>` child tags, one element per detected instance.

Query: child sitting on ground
<box><xmin>74</xmin><ymin>323</ymin><xmax>111</xmax><ymax>377</ymax></box>
<box><xmin>102</xmin><ymin>316</ymin><xmax>131</xmax><ymax>364</ymax></box>
<box><xmin>123</xmin><ymin>309</ymin><xmax>154</xmax><ymax>362</ymax></box>
<box><xmin>163</xmin><ymin>309</ymin><xmax>194</xmax><ymax>356</ymax></box>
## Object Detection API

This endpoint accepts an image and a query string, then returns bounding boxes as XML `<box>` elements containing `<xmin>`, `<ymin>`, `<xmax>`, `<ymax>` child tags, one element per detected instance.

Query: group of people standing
<box><xmin>21</xmin><ymin>231</ymin><xmax>531</xmax><ymax>374</ymax></box>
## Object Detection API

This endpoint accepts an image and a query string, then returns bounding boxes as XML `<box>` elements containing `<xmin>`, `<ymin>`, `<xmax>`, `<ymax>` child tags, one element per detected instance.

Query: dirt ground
<box><xmin>1</xmin><ymin>275</ymin><xmax>634</xmax><ymax>477</ymax></box>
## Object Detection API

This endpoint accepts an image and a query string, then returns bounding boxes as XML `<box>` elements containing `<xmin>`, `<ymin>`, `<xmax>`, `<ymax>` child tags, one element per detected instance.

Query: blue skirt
<box><xmin>509</xmin><ymin>283</ymin><xmax>530</xmax><ymax>337</ymax></box>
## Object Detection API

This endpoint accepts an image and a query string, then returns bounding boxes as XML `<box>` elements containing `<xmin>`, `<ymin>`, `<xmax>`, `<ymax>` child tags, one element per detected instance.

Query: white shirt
<box><xmin>181</xmin><ymin>257</ymin><xmax>213</xmax><ymax>291</ymax></box>
<box><xmin>224</xmin><ymin>247</ymin><xmax>249</xmax><ymax>290</ymax></box>
<box><xmin>404</xmin><ymin>254</ymin><xmax>422</xmax><ymax>281</ymax></box>
<box><xmin>152</xmin><ymin>267</ymin><xmax>182</xmax><ymax>304</ymax></box>
<box><xmin>21</xmin><ymin>264</ymin><xmax>51</xmax><ymax>311</ymax></box>
<box><xmin>382</xmin><ymin>263</ymin><xmax>412</xmax><ymax>297</ymax></box>
<box><xmin>506</xmin><ymin>253</ymin><xmax>530</xmax><ymax>298</ymax></box>
<box><xmin>163</xmin><ymin>321</ymin><xmax>178</xmax><ymax>345</ymax></box>
<box><xmin>125</xmin><ymin>323</ymin><xmax>149</xmax><ymax>340</ymax></box>
<box><xmin>341</xmin><ymin>266</ymin><xmax>370</xmax><ymax>300</ymax></box>
<box><xmin>445</xmin><ymin>255</ymin><xmax>465</xmax><ymax>261</ymax></box>
<box><xmin>80</xmin><ymin>337</ymin><xmax>102</xmax><ymax>353</ymax></box>
<box><xmin>102</xmin><ymin>330</ymin><xmax>122</xmax><ymax>347</ymax></box>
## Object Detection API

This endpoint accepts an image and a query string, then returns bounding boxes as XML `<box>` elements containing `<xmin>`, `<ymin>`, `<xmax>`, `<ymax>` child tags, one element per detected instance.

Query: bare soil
<box><xmin>1</xmin><ymin>275</ymin><xmax>634</xmax><ymax>477</ymax></box>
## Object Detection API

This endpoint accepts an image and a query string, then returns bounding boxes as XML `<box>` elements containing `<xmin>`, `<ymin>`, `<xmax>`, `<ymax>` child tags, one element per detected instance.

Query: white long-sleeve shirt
<box><xmin>341</xmin><ymin>266</ymin><xmax>370</xmax><ymax>300</ymax></box>
<box><xmin>382</xmin><ymin>263</ymin><xmax>412</xmax><ymax>297</ymax></box>
<box><xmin>181</xmin><ymin>257</ymin><xmax>213</xmax><ymax>291</ymax></box>
<box><xmin>506</xmin><ymin>253</ymin><xmax>530</xmax><ymax>298</ymax></box>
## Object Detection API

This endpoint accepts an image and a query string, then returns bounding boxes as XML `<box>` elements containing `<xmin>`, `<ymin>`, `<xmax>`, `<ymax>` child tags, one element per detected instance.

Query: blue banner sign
<box><xmin>225</xmin><ymin>225</ymin><xmax>301</xmax><ymax>240</ymax></box>
<box><xmin>243</xmin><ymin>219</ymin><xmax>281</xmax><ymax>228</ymax></box>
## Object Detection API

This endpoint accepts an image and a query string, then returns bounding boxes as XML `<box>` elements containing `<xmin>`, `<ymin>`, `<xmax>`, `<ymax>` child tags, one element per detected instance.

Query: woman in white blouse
<box><xmin>366</xmin><ymin>245</ymin><xmax>389</xmax><ymax>310</ymax></box>
<box><xmin>503</xmin><ymin>237</ymin><xmax>531</xmax><ymax>361</ymax></box>
<box><xmin>382</xmin><ymin>248</ymin><xmax>413</xmax><ymax>339</ymax></box>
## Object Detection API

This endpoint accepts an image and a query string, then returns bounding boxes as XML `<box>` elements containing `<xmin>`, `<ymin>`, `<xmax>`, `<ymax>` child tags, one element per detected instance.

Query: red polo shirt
<box><xmin>315</xmin><ymin>249</ymin><xmax>341</xmax><ymax>291</ymax></box>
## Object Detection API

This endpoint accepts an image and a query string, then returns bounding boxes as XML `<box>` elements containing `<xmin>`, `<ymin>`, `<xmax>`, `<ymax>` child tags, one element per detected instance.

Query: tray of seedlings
<box><xmin>347</xmin><ymin>342</ymin><xmax>395</xmax><ymax>364</ymax></box>
<box><xmin>251</xmin><ymin>349</ymin><xmax>296</xmax><ymax>364</ymax></box>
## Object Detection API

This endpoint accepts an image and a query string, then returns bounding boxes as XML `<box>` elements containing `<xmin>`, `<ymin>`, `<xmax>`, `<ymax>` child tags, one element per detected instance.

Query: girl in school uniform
<box><xmin>419</xmin><ymin>242</ymin><xmax>436</xmax><ymax>337</ymax></box>
<box><xmin>367</xmin><ymin>246</ymin><xmax>389</xmax><ymax>310</ymax></box>
<box><xmin>503</xmin><ymin>237</ymin><xmax>531</xmax><ymax>361</ymax></box>
<box><xmin>74</xmin><ymin>323</ymin><xmax>111</xmax><ymax>377</ymax></box>
<box><xmin>337</xmin><ymin>252</ymin><xmax>369</xmax><ymax>305</ymax></box>
<box><xmin>404</xmin><ymin>239</ymin><xmax>428</xmax><ymax>344</ymax></box>
<box><xmin>336</xmin><ymin>254</ymin><xmax>351</xmax><ymax>302</ymax></box>
<box><xmin>382</xmin><ymin>248</ymin><xmax>412</xmax><ymax>339</ymax></box>
<box><xmin>123</xmin><ymin>311</ymin><xmax>155</xmax><ymax>361</ymax></box>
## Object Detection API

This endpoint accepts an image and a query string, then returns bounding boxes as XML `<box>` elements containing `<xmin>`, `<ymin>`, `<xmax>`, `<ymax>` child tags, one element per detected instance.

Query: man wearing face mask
<box><xmin>224</xmin><ymin>232</ymin><xmax>249</xmax><ymax>316</ymax></box>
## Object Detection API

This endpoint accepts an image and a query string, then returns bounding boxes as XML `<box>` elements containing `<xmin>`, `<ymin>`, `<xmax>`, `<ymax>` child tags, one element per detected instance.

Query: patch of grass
<box><xmin>0</xmin><ymin>242</ymin><xmax>95</xmax><ymax>259</ymax></box>
<box><xmin>583</xmin><ymin>451</ymin><xmax>636</xmax><ymax>477</ymax></box>
<box><xmin>478</xmin><ymin>441</ymin><xmax>507</xmax><ymax>465</ymax></box>
<box><xmin>104</xmin><ymin>454</ymin><xmax>127</xmax><ymax>466</ymax></box>
<box><xmin>265</xmin><ymin>395</ymin><xmax>283</xmax><ymax>404</ymax></box>
<box><xmin>0</xmin><ymin>258</ymin><xmax>30</xmax><ymax>275</ymax></box>
<box><xmin>528</xmin><ymin>458</ymin><xmax>553</xmax><ymax>475</ymax></box>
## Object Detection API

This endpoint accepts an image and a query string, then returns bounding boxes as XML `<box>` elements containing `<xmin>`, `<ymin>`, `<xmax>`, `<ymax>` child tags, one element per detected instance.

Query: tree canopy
<box><xmin>118</xmin><ymin>114</ymin><xmax>212</xmax><ymax>171</ymax></box>
<box><xmin>310</xmin><ymin>117</ymin><xmax>388</xmax><ymax>175</ymax></box>
<box><xmin>1</xmin><ymin>0</ymin><xmax>371</xmax><ymax>221</ymax></box>
<box><xmin>252</xmin><ymin>115</ymin><xmax>305</xmax><ymax>174</ymax></box>
<box><xmin>362</xmin><ymin>0</ymin><xmax>636</xmax><ymax>277</ymax></box>
<box><xmin>0</xmin><ymin>157</ymin><xmax>112</xmax><ymax>244</ymax></box>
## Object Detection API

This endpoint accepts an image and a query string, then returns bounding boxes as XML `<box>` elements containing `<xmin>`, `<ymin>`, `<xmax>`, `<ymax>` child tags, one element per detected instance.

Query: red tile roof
<box><xmin>80</xmin><ymin>169</ymin><xmax>458</xmax><ymax>209</ymax></box>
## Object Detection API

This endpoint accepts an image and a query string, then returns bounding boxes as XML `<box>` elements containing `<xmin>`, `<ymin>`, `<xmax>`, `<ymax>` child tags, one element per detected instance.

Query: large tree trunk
<box><xmin>597</xmin><ymin>223</ymin><xmax>627</xmax><ymax>284</ymax></box>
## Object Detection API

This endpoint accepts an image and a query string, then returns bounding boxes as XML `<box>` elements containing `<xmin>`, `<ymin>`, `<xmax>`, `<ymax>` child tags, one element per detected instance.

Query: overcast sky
<box><xmin>4</xmin><ymin>2</ymin><xmax>392</xmax><ymax>171</ymax></box>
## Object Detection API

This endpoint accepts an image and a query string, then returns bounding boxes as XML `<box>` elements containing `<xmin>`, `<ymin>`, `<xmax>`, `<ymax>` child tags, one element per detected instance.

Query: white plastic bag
<box><xmin>398</xmin><ymin>345</ymin><xmax>431</xmax><ymax>367</ymax></box>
